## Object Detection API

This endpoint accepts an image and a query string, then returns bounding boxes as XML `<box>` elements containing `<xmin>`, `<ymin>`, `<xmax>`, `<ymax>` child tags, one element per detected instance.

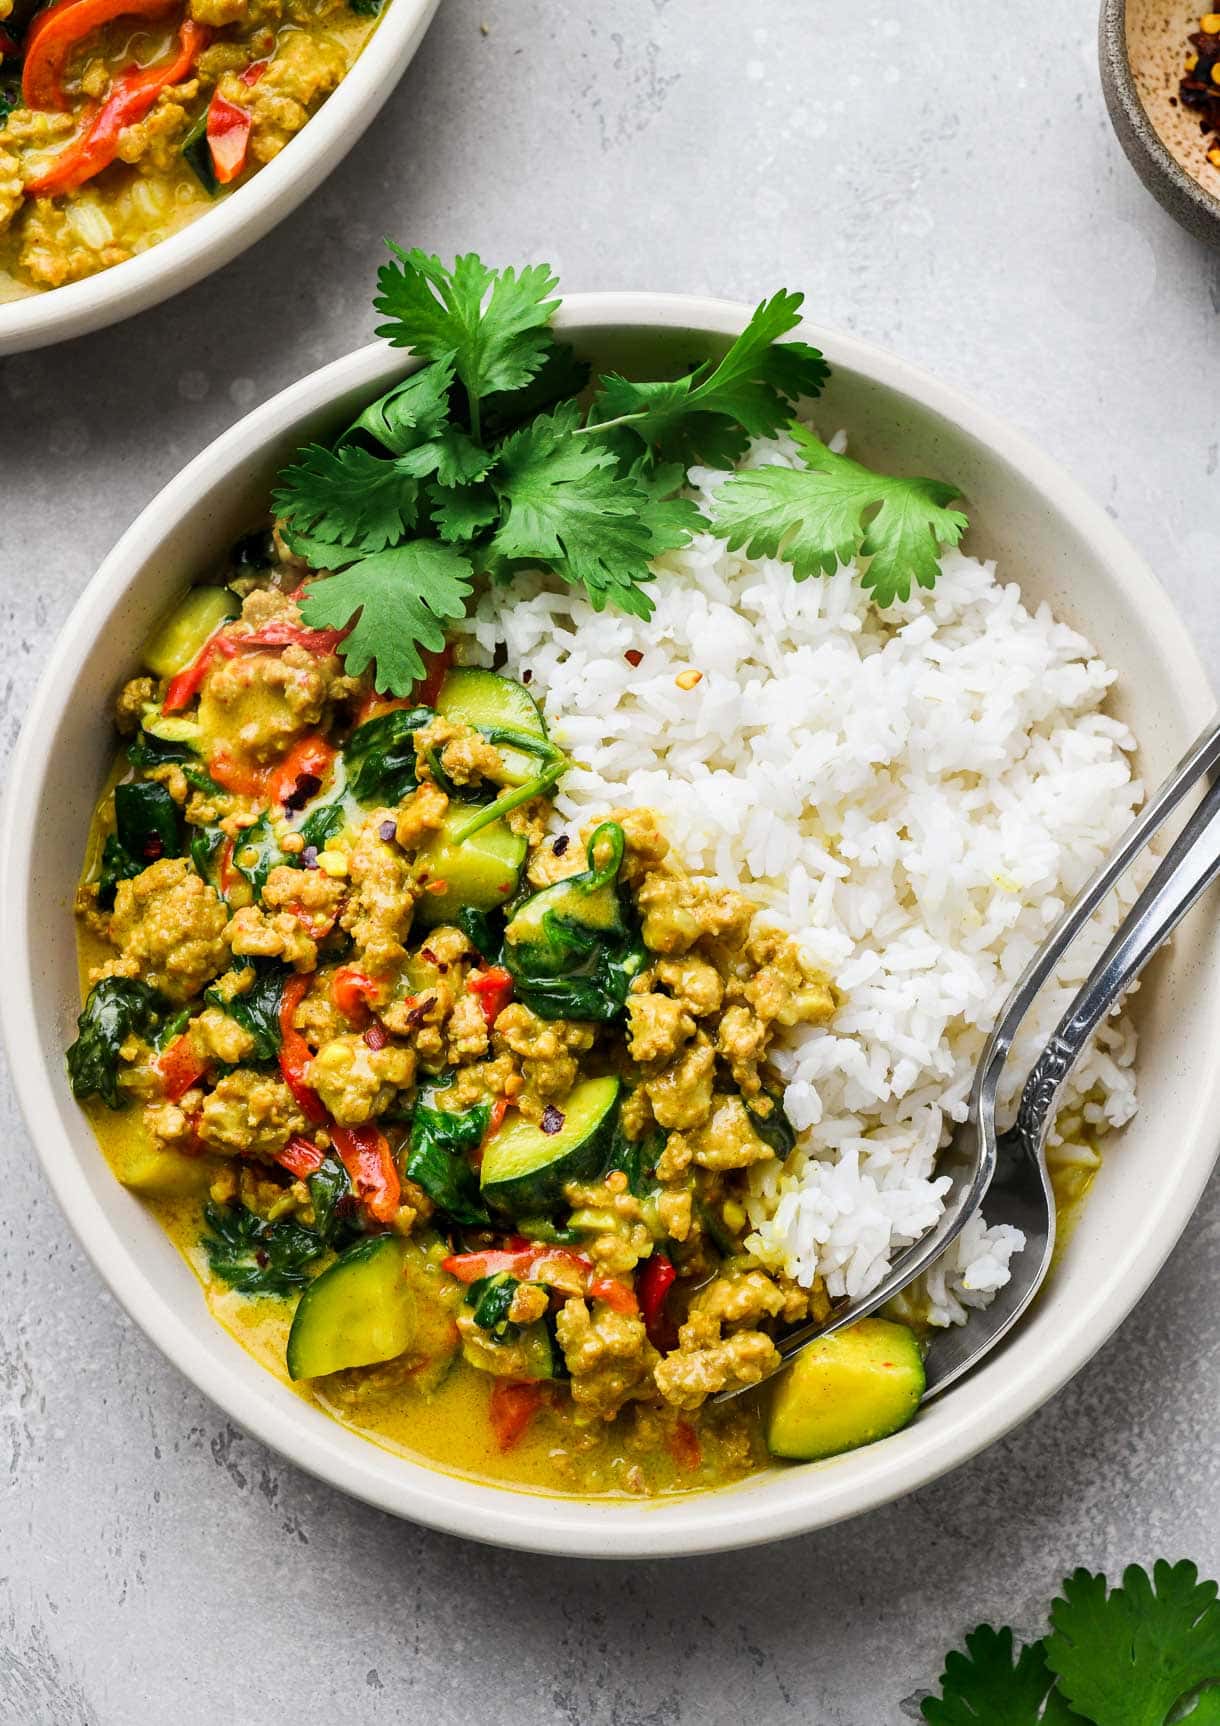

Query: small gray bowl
<box><xmin>1100</xmin><ymin>0</ymin><xmax>1220</xmax><ymax>247</ymax></box>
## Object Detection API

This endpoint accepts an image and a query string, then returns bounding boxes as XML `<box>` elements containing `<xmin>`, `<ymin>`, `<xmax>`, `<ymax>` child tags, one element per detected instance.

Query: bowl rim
<box><xmin>4</xmin><ymin>290</ymin><xmax>1218</xmax><ymax>1558</ymax></box>
<box><xmin>1099</xmin><ymin>0</ymin><xmax>1220</xmax><ymax>224</ymax></box>
<box><xmin>0</xmin><ymin>0</ymin><xmax>440</xmax><ymax>355</ymax></box>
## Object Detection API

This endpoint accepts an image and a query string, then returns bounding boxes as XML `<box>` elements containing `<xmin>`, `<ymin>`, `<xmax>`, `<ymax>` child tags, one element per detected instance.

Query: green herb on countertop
<box><xmin>921</xmin><ymin>1561</ymin><xmax>1220</xmax><ymax>1726</ymax></box>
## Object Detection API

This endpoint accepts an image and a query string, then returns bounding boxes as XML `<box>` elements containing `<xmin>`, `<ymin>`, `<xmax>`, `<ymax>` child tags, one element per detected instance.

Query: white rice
<box><xmin>453</xmin><ymin>433</ymin><xmax>1145</xmax><ymax>1327</ymax></box>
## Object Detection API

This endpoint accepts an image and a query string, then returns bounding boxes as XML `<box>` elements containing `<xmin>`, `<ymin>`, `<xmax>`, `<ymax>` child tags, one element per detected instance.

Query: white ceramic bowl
<box><xmin>4</xmin><ymin>294</ymin><xmax>1219</xmax><ymax>1557</ymax></box>
<box><xmin>0</xmin><ymin>0</ymin><xmax>439</xmax><ymax>355</ymax></box>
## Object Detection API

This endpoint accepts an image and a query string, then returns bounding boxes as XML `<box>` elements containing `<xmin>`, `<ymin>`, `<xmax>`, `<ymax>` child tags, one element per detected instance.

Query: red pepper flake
<box><xmin>624</xmin><ymin>649</ymin><xmax>644</xmax><ymax>667</ymax></box>
<box><xmin>540</xmin><ymin>1105</ymin><xmax>564</xmax><ymax>1136</ymax></box>
<box><xmin>489</xmin><ymin>1379</ymin><xmax>544</xmax><ymax>1451</ymax></box>
<box><xmin>420</xmin><ymin>948</ymin><xmax>437</xmax><ymax>963</ymax></box>
<box><xmin>552</xmin><ymin>834</ymin><xmax>570</xmax><ymax>856</ymax></box>
<box><xmin>522</xmin><ymin>669</ymin><xmax>533</xmax><ymax>684</ymax></box>
<box><xmin>379</xmin><ymin>819</ymin><xmax>397</xmax><ymax>842</ymax></box>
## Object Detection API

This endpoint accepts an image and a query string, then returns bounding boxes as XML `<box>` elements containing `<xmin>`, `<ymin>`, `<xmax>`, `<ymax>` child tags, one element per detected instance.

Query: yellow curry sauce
<box><xmin>68</xmin><ymin>547</ymin><xmax>1105</xmax><ymax>1498</ymax></box>
<box><xmin>70</xmin><ymin>544</ymin><xmax>867</xmax><ymax>1496</ymax></box>
<box><xmin>0</xmin><ymin>0</ymin><xmax>379</xmax><ymax>299</ymax></box>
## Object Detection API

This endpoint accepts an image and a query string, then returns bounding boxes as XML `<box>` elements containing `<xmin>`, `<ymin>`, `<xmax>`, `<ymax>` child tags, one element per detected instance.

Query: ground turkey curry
<box><xmin>70</xmin><ymin>535</ymin><xmax>929</xmax><ymax>1497</ymax></box>
<box><xmin>0</xmin><ymin>0</ymin><xmax>379</xmax><ymax>298</ymax></box>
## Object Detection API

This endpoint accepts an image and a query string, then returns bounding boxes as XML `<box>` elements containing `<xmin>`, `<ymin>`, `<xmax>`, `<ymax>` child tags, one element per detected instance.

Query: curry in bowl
<box><xmin>65</xmin><ymin>259</ymin><xmax>1136</xmax><ymax>1496</ymax></box>
<box><xmin>0</xmin><ymin>0</ymin><xmax>380</xmax><ymax>297</ymax></box>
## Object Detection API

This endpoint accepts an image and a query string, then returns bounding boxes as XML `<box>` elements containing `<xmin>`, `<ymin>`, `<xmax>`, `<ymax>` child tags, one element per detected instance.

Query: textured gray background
<box><xmin>2</xmin><ymin>1</ymin><xmax>1219</xmax><ymax>1721</ymax></box>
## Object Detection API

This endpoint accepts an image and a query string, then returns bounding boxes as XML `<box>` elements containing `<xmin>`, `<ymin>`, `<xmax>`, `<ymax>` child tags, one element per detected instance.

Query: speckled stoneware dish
<box><xmin>5</xmin><ymin>296</ymin><xmax>1220</xmax><ymax>1557</ymax></box>
<box><xmin>1101</xmin><ymin>0</ymin><xmax>1220</xmax><ymax>246</ymax></box>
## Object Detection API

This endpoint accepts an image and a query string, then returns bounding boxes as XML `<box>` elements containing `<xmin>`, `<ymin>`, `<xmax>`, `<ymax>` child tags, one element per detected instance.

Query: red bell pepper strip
<box><xmin>25</xmin><ymin>20</ymin><xmax>209</xmax><ymax>196</ymax></box>
<box><xmin>488</xmin><ymin>1379</ymin><xmax>544</xmax><ymax>1451</ymax></box>
<box><xmin>239</xmin><ymin>56</ymin><xmax>268</xmax><ymax>86</ymax></box>
<box><xmin>276</xmin><ymin>1135</ymin><xmax>325</xmax><ymax>1179</ymax></box>
<box><xmin>162</xmin><ymin>620</ymin><xmax>344</xmax><ymax>715</ymax></box>
<box><xmin>218</xmin><ymin>836</ymin><xmax>236</xmax><ymax>896</ymax></box>
<box><xmin>157</xmin><ymin>1032</ymin><xmax>207</xmax><ymax>1102</ymax></box>
<box><xmin>270</xmin><ymin>734</ymin><xmax>335</xmax><ymax>808</ymax></box>
<box><xmin>330</xmin><ymin>1124</ymin><xmax>400</xmax><ymax>1225</ymax></box>
<box><xmin>666</xmin><ymin>1420</ymin><xmax>702</xmax><ymax>1472</ymax></box>
<box><xmin>441</xmin><ymin>1244</ymin><xmax>591</xmax><ymax>1288</ymax></box>
<box><xmin>587</xmin><ymin>1275</ymin><xmax>640</xmax><ymax>1316</ymax></box>
<box><xmin>411</xmin><ymin>643</ymin><xmax>452</xmax><ymax>708</ymax></box>
<box><xmin>22</xmin><ymin>0</ymin><xmax>177</xmax><ymax>111</ymax></box>
<box><xmin>241</xmin><ymin>620</ymin><xmax>346</xmax><ymax>655</ymax></box>
<box><xmin>206</xmin><ymin>90</ymin><xmax>251</xmax><ymax>185</ymax></box>
<box><xmin>637</xmin><ymin>1253</ymin><xmax>677</xmax><ymax>1348</ymax></box>
<box><xmin>466</xmin><ymin>966</ymin><xmax>513</xmax><ymax>1027</ymax></box>
<box><xmin>484</xmin><ymin>1097</ymin><xmax>508</xmax><ymax>1138</ymax></box>
<box><xmin>331</xmin><ymin>966</ymin><xmax>380</xmax><ymax>1023</ymax></box>
<box><xmin>207</xmin><ymin>750</ymin><xmax>270</xmax><ymax>799</ymax></box>
<box><xmin>277</xmin><ymin>974</ymin><xmax>327</xmax><ymax>1125</ymax></box>
<box><xmin>162</xmin><ymin>631</ymin><xmax>239</xmax><ymax>713</ymax></box>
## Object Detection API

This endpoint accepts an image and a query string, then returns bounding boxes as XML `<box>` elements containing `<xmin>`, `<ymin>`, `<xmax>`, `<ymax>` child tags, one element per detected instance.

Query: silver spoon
<box><xmin>715</xmin><ymin>714</ymin><xmax>1220</xmax><ymax>1404</ymax></box>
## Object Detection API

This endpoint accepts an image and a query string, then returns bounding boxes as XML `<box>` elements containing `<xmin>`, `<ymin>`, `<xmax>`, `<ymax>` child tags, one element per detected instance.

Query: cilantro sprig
<box><xmin>922</xmin><ymin>1562</ymin><xmax>1220</xmax><ymax>1726</ymax></box>
<box><xmin>712</xmin><ymin>423</ymin><xmax>968</xmax><ymax>607</ymax></box>
<box><xmin>272</xmin><ymin>247</ymin><xmax>967</xmax><ymax>694</ymax></box>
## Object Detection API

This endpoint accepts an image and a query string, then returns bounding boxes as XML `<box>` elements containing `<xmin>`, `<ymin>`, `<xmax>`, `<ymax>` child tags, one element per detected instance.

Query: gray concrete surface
<box><xmin>2</xmin><ymin>1</ymin><xmax>1220</xmax><ymax>1720</ymax></box>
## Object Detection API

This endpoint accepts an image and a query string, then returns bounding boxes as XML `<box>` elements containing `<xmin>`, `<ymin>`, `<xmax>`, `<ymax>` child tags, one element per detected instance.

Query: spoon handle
<box><xmin>1015</xmin><ymin>766</ymin><xmax>1220</xmax><ymax>1147</ymax></box>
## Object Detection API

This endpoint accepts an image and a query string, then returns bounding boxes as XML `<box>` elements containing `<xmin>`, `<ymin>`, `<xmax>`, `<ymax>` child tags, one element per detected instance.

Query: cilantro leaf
<box><xmin>429</xmin><ymin>481</ymin><xmax>498</xmax><ymax>543</ymax></box>
<box><xmin>273</xmin><ymin>443</ymin><xmax>420</xmax><ymax>554</ymax></box>
<box><xmin>395</xmin><ymin>424</ymin><xmax>493</xmax><ymax>488</ymax></box>
<box><xmin>491</xmin><ymin>402</ymin><xmax>695</xmax><ymax>617</ymax></box>
<box><xmin>373</xmin><ymin>249</ymin><xmax>559</xmax><ymax>437</ymax></box>
<box><xmin>592</xmin><ymin>290</ymin><xmax>828</xmax><ymax>465</ymax></box>
<box><xmin>710</xmin><ymin>421</ymin><xmax>967</xmax><ymax>605</ymax></box>
<box><xmin>479</xmin><ymin>340</ymin><xmax>591</xmax><ymax>440</ymax></box>
<box><xmin>1046</xmin><ymin>1563</ymin><xmax>1220</xmax><ymax>1726</ymax></box>
<box><xmin>342</xmin><ymin>358</ymin><xmax>455</xmax><ymax>456</ymax></box>
<box><xmin>298</xmin><ymin>541</ymin><xmax>474</xmax><ymax>694</ymax></box>
<box><xmin>921</xmin><ymin>1626</ymin><xmax>1078</xmax><ymax>1726</ymax></box>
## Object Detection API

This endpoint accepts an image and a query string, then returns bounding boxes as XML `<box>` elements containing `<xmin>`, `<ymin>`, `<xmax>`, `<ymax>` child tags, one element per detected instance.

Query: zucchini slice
<box><xmin>435</xmin><ymin>668</ymin><xmax>551</xmax><ymax>787</ymax></box>
<box><xmin>435</xmin><ymin>668</ymin><xmax>546</xmax><ymax>739</ymax></box>
<box><xmin>504</xmin><ymin>872</ymin><xmax>627</xmax><ymax>974</ymax></box>
<box><xmin>480</xmin><ymin>1075</ymin><xmax>621</xmax><ymax>1214</ymax></box>
<box><xmin>286</xmin><ymin>1235</ymin><xmax>417</xmax><ymax>1381</ymax></box>
<box><xmin>142</xmin><ymin>586</ymin><xmax>239</xmax><ymax>678</ymax></box>
<box><xmin>765</xmin><ymin>1318</ymin><xmax>925</xmax><ymax>1461</ymax></box>
<box><xmin>412</xmin><ymin>808</ymin><xmax>526</xmax><ymax>928</ymax></box>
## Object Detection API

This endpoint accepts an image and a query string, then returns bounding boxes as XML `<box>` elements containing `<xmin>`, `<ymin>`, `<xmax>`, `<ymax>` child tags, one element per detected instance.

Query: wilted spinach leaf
<box><xmin>405</xmin><ymin>1102</ymin><xmax>491</xmax><ymax>1225</ymax></box>
<box><xmin>66</xmin><ymin>977</ymin><xmax>167</xmax><ymax>1108</ymax></box>
<box><xmin>201</xmin><ymin>1202</ymin><xmax>326</xmax><ymax>1296</ymax></box>
<box><xmin>344</xmin><ymin>707</ymin><xmax>432</xmax><ymax>804</ymax></box>
<box><xmin>231</xmin><ymin>810</ymin><xmax>290</xmax><ymax>897</ymax></box>
<box><xmin>205</xmin><ymin>960</ymin><xmax>287</xmax><ymax>1062</ymax></box>
<box><xmin>115</xmin><ymin>779</ymin><xmax>182</xmax><ymax>863</ymax></box>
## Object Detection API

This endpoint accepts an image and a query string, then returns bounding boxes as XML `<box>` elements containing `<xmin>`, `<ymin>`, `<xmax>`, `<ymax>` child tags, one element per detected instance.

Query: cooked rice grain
<box><xmin>453</xmin><ymin>434</ymin><xmax>1144</xmax><ymax>1327</ymax></box>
